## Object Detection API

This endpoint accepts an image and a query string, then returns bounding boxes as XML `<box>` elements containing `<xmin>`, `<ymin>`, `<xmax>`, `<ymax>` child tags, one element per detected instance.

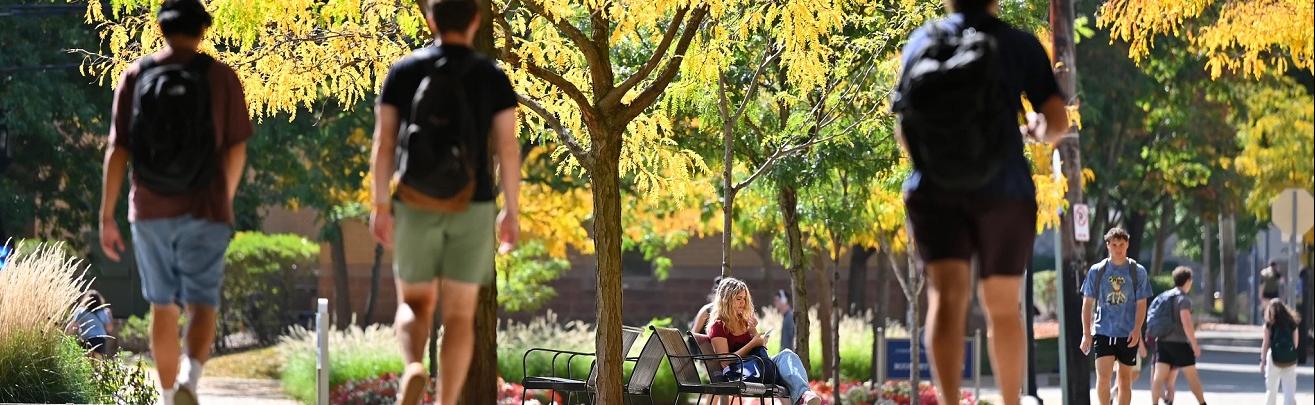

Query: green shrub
<box><xmin>278</xmin><ymin>323</ymin><xmax>406</xmax><ymax>404</ymax></box>
<box><xmin>1150</xmin><ymin>273</ymin><xmax>1174</xmax><ymax>295</ymax></box>
<box><xmin>223</xmin><ymin>232</ymin><xmax>319</xmax><ymax>346</ymax></box>
<box><xmin>496</xmin><ymin>241</ymin><xmax>571</xmax><ymax>313</ymax></box>
<box><xmin>0</xmin><ymin>332</ymin><xmax>97</xmax><ymax>403</ymax></box>
<box><xmin>1033</xmin><ymin>270</ymin><xmax>1058</xmax><ymax>319</ymax></box>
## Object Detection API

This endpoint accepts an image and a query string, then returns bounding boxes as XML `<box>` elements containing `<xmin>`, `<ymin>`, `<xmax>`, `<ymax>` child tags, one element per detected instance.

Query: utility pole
<box><xmin>1050</xmin><ymin>0</ymin><xmax>1090</xmax><ymax>403</ymax></box>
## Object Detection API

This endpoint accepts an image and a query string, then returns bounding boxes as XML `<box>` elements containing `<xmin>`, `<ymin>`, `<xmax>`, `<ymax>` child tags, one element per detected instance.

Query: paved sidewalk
<box><xmin>196</xmin><ymin>377</ymin><xmax>297</xmax><ymax>404</ymax></box>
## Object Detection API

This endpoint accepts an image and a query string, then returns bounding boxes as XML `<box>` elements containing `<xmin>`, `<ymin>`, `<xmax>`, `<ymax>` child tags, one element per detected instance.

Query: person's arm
<box><xmin>100</xmin><ymin>70</ymin><xmax>133</xmax><ymax>262</ymax></box>
<box><xmin>894</xmin><ymin>121</ymin><xmax>910</xmax><ymax>154</ymax></box>
<box><xmin>1260</xmin><ymin>324</ymin><xmax>1271</xmax><ymax>372</ymax></box>
<box><xmin>1181</xmin><ymin>308</ymin><xmax>1200</xmax><ymax>357</ymax></box>
<box><xmin>1130</xmin><ymin>298</ymin><xmax>1147</xmax><ymax>347</ymax></box>
<box><xmin>223</xmin><ymin>142</ymin><xmax>247</xmax><ymax>202</ymax></box>
<box><xmin>1028</xmin><ymin>96</ymin><xmax>1069</xmax><ymax>144</ymax></box>
<box><xmin>492</xmin><ymin>107</ymin><xmax>520</xmax><ymax>252</ymax></box>
<box><xmin>1081</xmin><ymin>296</ymin><xmax>1095</xmax><ymax>353</ymax></box>
<box><xmin>104</xmin><ymin>308</ymin><xmax>114</xmax><ymax>334</ymax></box>
<box><xmin>692</xmin><ymin>306</ymin><xmax>711</xmax><ymax>334</ymax></box>
<box><xmin>369</xmin><ymin>103</ymin><xmax>400</xmax><ymax>247</ymax></box>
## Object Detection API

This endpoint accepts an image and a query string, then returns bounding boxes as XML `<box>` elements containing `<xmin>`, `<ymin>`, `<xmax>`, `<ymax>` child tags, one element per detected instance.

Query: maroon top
<box><xmin>708</xmin><ymin>319</ymin><xmax>752</xmax><ymax>353</ymax></box>
<box><xmin>109</xmin><ymin>50</ymin><xmax>253</xmax><ymax>224</ymax></box>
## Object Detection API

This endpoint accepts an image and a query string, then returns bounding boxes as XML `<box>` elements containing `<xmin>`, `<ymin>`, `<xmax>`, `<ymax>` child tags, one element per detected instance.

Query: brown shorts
<box><xmin>905</xmin><ymin>190</ymin><xmax>1037</xmax><ymax>278</ymax></box>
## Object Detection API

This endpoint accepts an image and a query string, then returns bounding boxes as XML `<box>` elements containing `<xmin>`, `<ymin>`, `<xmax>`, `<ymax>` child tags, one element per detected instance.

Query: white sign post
<box><xmin>1074</xmin><ymin>203</ymin><xmax>1091</xmax><ymax>242</ymax></box>
<box><xmin>316</xmin><ymin>298</ymin><xmax>330</xmax><ymax>405</ymax></box>
<box><xmin>1271</xmin><ymin>188</ymin><xmax>1314</xmax><ymax>307</ymax></box>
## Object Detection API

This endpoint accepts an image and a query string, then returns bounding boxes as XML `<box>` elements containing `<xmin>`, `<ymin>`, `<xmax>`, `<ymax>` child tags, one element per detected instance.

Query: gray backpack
<box><xmin>1146</xmin><ymin>289</ymin><xmax>1182</xmax><ymax>338</ymax></box>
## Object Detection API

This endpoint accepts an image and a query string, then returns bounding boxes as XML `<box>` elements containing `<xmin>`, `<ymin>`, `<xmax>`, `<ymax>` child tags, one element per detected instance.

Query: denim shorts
<box><xmin>131</xmin><ymin>216</ymin><xmax>232</xmax><ymax>307</ymax></box>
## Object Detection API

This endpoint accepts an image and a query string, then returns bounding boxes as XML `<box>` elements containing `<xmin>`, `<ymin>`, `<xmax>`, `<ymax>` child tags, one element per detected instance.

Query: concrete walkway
<box><xmin>195</xmin><ymin>377</ymin><xmax>297</xmax><ymax>404</ymax></box>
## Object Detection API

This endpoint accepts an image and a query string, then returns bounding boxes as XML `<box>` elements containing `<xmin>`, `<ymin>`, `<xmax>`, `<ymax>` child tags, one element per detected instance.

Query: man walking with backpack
<box><xmin>892</xmin><ymin>0</ymin><xmax>1068</xmax><ymax>404</ymax></box>
<box><xmin>99</xmin><ymin>1</ymin><xmax>252</xmax><ymax>404</ymax></box>
<box><xmin>1147</xmin><ymin>266</ymin><xmax>1208</xmax><ymax>405</ymax></box>
<box><xmin>369</xmin><ymin>1</ymin><xmax>520</xmax><ymax>404</ymax></box>
<box><xmin>1080</xmin><ymin>227</ymin><xmax>1152</xmax><ymax>405</ymax></box>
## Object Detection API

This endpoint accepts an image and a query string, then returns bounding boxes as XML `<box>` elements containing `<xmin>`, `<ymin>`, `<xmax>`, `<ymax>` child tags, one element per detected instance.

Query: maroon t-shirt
<box><xmin>109</xmin><ymin>49</ymin><xmax>253</xmax><ymax>224</ymax></box>
<box><xmin>708</xmin><ymin>319</ymin><xmax>753</xmax><ymax>353</ymax></box>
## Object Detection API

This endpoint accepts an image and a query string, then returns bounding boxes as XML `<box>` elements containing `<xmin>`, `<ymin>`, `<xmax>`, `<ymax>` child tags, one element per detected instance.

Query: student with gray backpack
<box><xmin>1147</xmin><ymin>266</ymin><xmax>1207</xmax><ymax>405</ymax></box>
<box><xmin>1080</xmin><ymin>227</ymin><xmax>1152</xmax><ymax>405</ymax></box>
<box><xmin>1261</xmin><ymin>298</ymin><xmax>1301</xmax><ymax>405</ymax></box>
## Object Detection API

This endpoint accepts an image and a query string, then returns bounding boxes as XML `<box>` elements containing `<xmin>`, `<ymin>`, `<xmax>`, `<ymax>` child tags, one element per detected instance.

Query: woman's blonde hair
<box><xmin>709</xmin><ymin>277</ymin><xmax>755</xmax><ymax>332</ymax></box>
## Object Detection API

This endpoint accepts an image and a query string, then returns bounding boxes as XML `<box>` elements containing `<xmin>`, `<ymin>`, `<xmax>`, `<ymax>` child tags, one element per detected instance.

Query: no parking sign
<box><xmin>1074</xmin><ymin>203</ymin><xmax>1090</xmax><ymax>242</ymax></box>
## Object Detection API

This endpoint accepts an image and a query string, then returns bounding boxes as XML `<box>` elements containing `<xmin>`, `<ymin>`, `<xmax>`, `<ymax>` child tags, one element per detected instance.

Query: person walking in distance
<box><xmin>99</xmin><ymin>1</ymin><xmax>253</xmax><ymax>404</ymax></box>
<box><xmin>1080</xmin><ymin>227</ymin><xmax>1152</xmax><ymax>405</ymax></box>
<box><xmin>1147</xmin><ymin>266</ymin><xmax>1208</xmax><ymax>405</ymax></box>
<box><xmin>1261</xmin><ymin>298</ymin><xmax>1301</xmax><ymax>405</ymax></box>
<box><xmin>891</xmin><ymin>0</ymin><xmax>1068</xmax><ymax>403</ymax></box>
<box><xmin>369</xmin><ymin>0</ymin><xmax>520</xmax><ymax>404</ymax></box>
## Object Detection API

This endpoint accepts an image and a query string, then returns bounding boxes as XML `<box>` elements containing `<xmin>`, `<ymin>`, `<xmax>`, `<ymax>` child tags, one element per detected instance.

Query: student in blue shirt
<box><xmin>1081</xmin><ymin>227</ymin><xmax>1152</xmax><ymax>405</ymax></box>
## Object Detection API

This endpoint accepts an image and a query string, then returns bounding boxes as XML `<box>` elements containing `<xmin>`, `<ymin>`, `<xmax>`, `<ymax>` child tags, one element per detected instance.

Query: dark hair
<box><xmin>1171</xmin><ymin>266</ymin><xmax>1193</xmax><ymax>287</ymax></box>
<box><xmin>80</xmin><ymin>290</ymin><xmax>106</xmax><ymax>311</ymax></box>
<box><xmin>948</xmin><ymin>0</ymin><xmax>995</xmax><ymax>12</ymax></box>
<box><xmin>1265</xmin><ymin>298</ymin><xmax>1300</xmax><ymax>331</ymax></box>
<box><xmin>158</xmin><ymin>0</ymin><xmax>213</xmax><ymax>38</ymax></box>
<box><xmin>428</xmin><ymin>0</ymin><xmax>478</xmax><ymax>34</ymax></box>
<box><xmin>1104</xmin><ymin>227</ymin><xmax>1130</xmax><ymax>242</ymax></box>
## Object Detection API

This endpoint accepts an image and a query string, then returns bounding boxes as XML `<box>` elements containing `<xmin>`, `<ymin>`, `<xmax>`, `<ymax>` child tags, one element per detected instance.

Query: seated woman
<box><xmin>707</xmin><ymin>278</ymin><xmax>820</xmax><ymax>405</ymax></box>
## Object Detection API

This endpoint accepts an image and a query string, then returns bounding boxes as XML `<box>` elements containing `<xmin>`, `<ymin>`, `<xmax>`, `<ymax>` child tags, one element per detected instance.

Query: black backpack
<box><xmin>1271</xmin><ymin>324</ymin><xmax>1299</xmax><ymax>366</ymax></box>
<box><xmin>892</xmin><ymin>18</ymin><xmax>1007</xmax><ymax>190</ymax></box>
<box><xmin>397</xmin><ymin>49</ymin><xmax>479</xmax><ymax>199</ymax></box>
<box><xmin>129</xmin><ymin>54</ymin><xmax>218</xmax><ymax>195</ymax></box>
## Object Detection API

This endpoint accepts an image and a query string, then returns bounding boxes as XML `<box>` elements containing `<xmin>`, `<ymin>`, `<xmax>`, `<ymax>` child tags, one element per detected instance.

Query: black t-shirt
<box><xmin>378</xmin><ymin>44</ymin><xmax>517</xmax><ymax>202</ymax></box>
<box><xmin>898</xmin><ymin>13</ymin><xmax>1063</xmax><ymax>200</ymax></box>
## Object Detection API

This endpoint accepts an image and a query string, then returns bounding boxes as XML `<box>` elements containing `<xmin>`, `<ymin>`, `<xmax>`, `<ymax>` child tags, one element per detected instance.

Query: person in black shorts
<box><xmin>892</xmin><ymin>0</ymin><xmax>1068</xmax><ymax>404</ymax></box>
<box><xmin>1151</xmin><ymin>267</ymin><xmax>1208</xmax><ymax>405</ymax></box>
<box><xmin>1080</xmin><ymin>228</ymin><xmax>1152</xmax><ymax>405</ymax></box>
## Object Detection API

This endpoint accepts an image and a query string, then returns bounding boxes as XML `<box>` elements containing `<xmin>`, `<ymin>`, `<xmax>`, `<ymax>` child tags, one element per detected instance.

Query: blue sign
<box><xmin>885</xmin><ymin>339</ymin><xmax>974</xmax><ymax>379</ymax></box>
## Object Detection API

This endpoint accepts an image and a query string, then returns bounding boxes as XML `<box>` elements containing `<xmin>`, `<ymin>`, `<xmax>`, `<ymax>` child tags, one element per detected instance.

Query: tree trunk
<box><xmin>848</xmin><ymin>245</ymin><xmax>874</xmax><ymax>314</ymax></box>
<box><xmin>590</xmin><ymin>133</ymin><xmax>626</xmax><ymax>405</ymax></box>
<box><xmin>1202</xmin><ymin>221</ymin><xmax>1215</xmax><ymax>315</ymax></box>
<box><xmin>875</xmin><ymin>249</ymin><xmax>890</xmax><ymax>326</ymax></box>
<box><xmin>722</xmin><ymin>191</ymin><xmax>735</xmax><ymax>277</ymax></box>
<box><xmin>459</xmin><ymin>279</ymin><xmax>498</xmax><ymax>404</ymax></box>
<box><xmin>778</xmin><ymin>185</ymin><xmax>810</xmax><ymax>371</ymax></box>
<box><xmin>328</xmin><ymin>222</ymin><xmax>352</xmax><ymax>328</ymax></box>
<box><xmin>459</xmin><ymin>6</ymin><xmax>500</xmax><ymax>401</ymax></box>
<box><xmin>362</xmin><ymin>244</ymin><xmax>383</xmax><ymax>326</ymax></box>
<box><xmin>815</xmin><ymin>247</ymin><xmax>836</xmax><ymax>381</ymax></box>
<box><xmin>907</xmin><ymin>256</ymin><xmax>922</xmax><ymax>405</ymax></box>
<box><xmin>756</xmin><ymin>233</ymin><xmax>775</xmax><ymax>289</ymax></box>
<box><xmin>1126</xmin><ymin>209</ymin><xmax>1147</xmax><ymax>262</ymax></box>
<box><xmin>1051</xmin><ymin>0</ymin><xmax>1090</xmax><ymax>400</ymax></box>
<box><xmin>1220</xmin><ymin>211</ymin><xmax>1238</xmax><ymax>322</ymax></box>
<box><xmin>1151</xmin><ymin>201</ymin><xmax>1174</xmax><ymax>275</ymax></box>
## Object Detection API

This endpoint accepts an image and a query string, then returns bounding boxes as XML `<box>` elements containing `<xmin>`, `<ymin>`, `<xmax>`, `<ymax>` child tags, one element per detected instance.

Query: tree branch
<box><xmin>588</xmin><ymin>6</ymin><xmax>614</xmax><ymax>99</ymax></box>
<box><xmin>618</xmin><ymin>5</ymin><xmax>709</xmax><ymax>122</ymax></box>
<box><xmin>732</xmin><ymin>131</ymin><xmax>841</xmax><ymax>192</ymax></box>
<box><xmin>730</xmin><ymin>47</ymin><xmax>782</xmax><ymax>125</ymax></box>
<box><xmin>517</xmin><ymin>94</ymin><xmax>594</xmax><ymax>167</ymax></box>
<box><xmin>604</xmin><ymin>7</ymin><xmax>688</xmax><ymax>108</ymax></box>
<box><xmin>521</xmin><ymin>0</ymin><xmax>609</xmax><ymax>101</ymax></box>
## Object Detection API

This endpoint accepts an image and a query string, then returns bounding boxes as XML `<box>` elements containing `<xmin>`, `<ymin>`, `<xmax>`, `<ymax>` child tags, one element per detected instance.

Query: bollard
<box><xmin>974</xmin><ymin>328</ymin><xmax>982</xmax><ymax>402</ymax></box>
<box><xmin>316</xmin><ymin>298</ymin><xmax>329</xmax><ymax>405</ymax></box>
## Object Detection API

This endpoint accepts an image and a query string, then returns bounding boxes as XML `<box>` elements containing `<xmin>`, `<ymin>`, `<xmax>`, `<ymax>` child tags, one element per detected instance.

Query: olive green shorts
<box><xmin>392</xmin><ymin>200</ymin><xmax>496</xmax><ymax>286</ymax></box>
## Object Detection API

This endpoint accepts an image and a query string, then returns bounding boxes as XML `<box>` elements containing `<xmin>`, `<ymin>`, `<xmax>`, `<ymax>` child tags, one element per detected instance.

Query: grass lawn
<box><xmin>203</xmin><ymin>347</ymin><xmax>281</xmax><ymax>380</ymax></box>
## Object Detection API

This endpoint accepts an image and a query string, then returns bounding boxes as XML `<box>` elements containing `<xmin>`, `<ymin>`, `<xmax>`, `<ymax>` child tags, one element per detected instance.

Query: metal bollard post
<box><xmin>974</xmin><ymin>328</ymin><xmax>982</xmax><ymax>402</ymax></box>
<box><xmin>876</xmin><ymin>327</ymin><xmax>886</xmax><ymax>385</ymax></box>
<box><xmin>316</xmin><ymin>298</ymin><xmax>329</xmax><ymax>405</ymax></box>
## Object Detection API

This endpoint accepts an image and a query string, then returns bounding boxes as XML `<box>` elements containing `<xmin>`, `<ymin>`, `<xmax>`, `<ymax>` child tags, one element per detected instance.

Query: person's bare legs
<box><xmin>1095</xmin><ymin>356</ymin><xmax>1116</xmax><ymax>405</ymax></box>
<box><xmin>1150</xmin><ymin>363</ymin><xmax>1171</xmax><ymax>405</ymax></box>
<box><xmin>1179</xmin><ymin>366</ymin><xmax>1206</xmax><ymax>404</ymax></box>
<box><xmin>183</xmin><ymin>305</ymin><xmax>218</xmax><ymax>362</ymax></box>
<box><xmin>979</xmin><ymin>276</ymin><xmax>1025</xmax><ymax>405</ymax></box>
<box><xmin>395</xmin><ymin>279</ymin><xmax>439</xmax><ymax>365</ymax></box>
<box><xmin>151</xmin><ymin>304</ymin><xmax>183</xmax><ymax>390</ymax></box>
<box><xmin>1165</xmin><ymin>368</ymin><xmax>1179</xmax><ymax>403</ymax></box>
<box><xmin>1116</xmin><ymin>361</ymin><xmax>1134</xmax><ymax>405</ymax></box>
<box><xmin>436</xmin><ymin>278</ymin><xmax>480</xmax><ymax>405</ymax></box>
<box><xmin>924</xmin><ymin>259</ymin><xmax>972</xmax><ymax>405</ymax></box>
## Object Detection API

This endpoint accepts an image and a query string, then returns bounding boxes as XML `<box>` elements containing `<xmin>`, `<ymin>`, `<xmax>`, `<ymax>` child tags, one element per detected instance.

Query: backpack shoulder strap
<box><xmin>1093</xmin><ymin>258</ymin><xmax>1110</xmax><ymax>300</ymax></box>
<box><xmin>1127</xmin><ymin>258</ymin><xmax>1141</xmax><ymax>301</ymax></box>
<box><xmin>187</xmin><ymin>53</ymin><xmax>214</xmax><ymax>76</ymax></box>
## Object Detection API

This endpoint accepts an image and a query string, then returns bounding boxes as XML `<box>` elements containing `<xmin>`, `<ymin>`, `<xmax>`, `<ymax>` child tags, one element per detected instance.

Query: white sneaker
<box><xmin>177</xmin><ymin>356</ymin><xmax>204</xmax><ymax>393</ymax></box>
<box><xmin>158</xmin><ymin>388</ymin><xmax>176</xmax><ymax>405</ymax></box>
<box><xmin>799</xmin><ymin>391</ymin><xmax>821</xmax><ymax>405</ymax></box>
